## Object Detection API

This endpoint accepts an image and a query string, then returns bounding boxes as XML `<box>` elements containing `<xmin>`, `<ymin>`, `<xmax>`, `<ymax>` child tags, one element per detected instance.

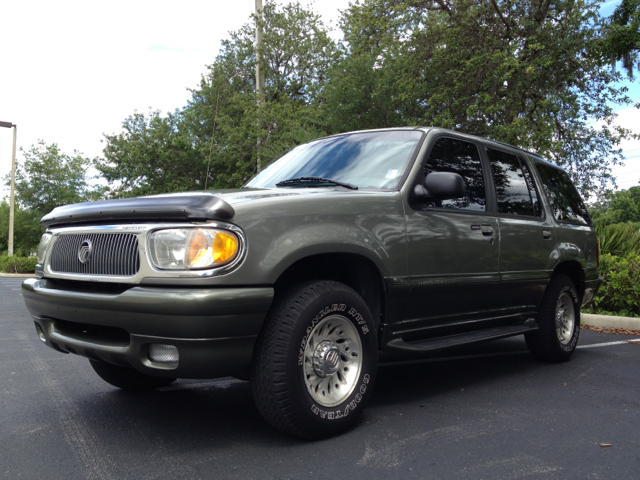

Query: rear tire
<box><xmin>526</xmin><ymin>273</ymin><xmax>580</xmax><ymax>362</ymax></box>
<box><xmin>90</xmin><ymin>360</ymin><xmax>176</xmax><ymax>391</ymax></box>
<box><xmin>251</xmin><ymin>281</ymin><xmax>377</xmax><ymax>439</ymax></box>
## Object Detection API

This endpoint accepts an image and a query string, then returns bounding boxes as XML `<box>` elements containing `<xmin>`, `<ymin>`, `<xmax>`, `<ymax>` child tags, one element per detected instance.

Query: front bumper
<box><xmin>22</xmin><ymin>278</ymin><xmax>274</xmax><ymax>379</ymax></box>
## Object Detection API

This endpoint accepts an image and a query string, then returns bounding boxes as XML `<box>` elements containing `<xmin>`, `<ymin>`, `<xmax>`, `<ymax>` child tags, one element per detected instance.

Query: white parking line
<box><xmin>577</xmin><ymin>340</ymin><xmax>640</xmax><ymax>349</ymax></box>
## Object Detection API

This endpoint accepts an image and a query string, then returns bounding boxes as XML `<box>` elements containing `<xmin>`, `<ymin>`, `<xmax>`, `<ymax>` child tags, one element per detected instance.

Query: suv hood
<box><xmin>40</xmin><ymin>188</ymin><xmax>358</xmax><ymax>228</ymax></box>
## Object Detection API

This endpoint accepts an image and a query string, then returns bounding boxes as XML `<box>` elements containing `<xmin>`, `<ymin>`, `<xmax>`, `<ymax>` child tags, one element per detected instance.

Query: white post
<box><xmin>8</xmin><ymin>124</ymin><xmax>17</xmax><ymax>256</ymax></box>
<box><xmin>255</xmin><ymin>0</ymin><xmax>264</xmax><ymax>173</ymax></box>
<box><xmin>255</xmin><ymin>0</ymin><xmax>264</xmax><ymax>100</ymax></box>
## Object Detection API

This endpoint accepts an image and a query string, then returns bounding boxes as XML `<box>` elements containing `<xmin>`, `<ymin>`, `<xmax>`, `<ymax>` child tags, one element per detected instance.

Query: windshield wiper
<box><xmin>275</xmin><ymin>177</ymin><xmax>358</xmax><ymax>190</ymax></box>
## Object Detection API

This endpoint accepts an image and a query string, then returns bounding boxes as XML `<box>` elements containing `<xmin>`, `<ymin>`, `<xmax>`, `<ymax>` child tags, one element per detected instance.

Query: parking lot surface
<box><xmin>2</xmin><ymin>277</ymin><xmax>639</xmax><ymax>479</ymax></box>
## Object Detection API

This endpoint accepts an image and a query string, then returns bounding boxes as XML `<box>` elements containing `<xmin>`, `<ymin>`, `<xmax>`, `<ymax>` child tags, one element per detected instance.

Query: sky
<box><xmin>0</xmin><ymin>0</ymin><xmax>639</xmax><ymax>201</ymax></box>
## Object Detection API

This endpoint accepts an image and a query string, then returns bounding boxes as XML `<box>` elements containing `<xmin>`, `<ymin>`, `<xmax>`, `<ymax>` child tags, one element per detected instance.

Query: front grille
<box><xmin>50</xmin><ymin>233</ymin><xmax>140</xmax><ymax>276</ymax></box>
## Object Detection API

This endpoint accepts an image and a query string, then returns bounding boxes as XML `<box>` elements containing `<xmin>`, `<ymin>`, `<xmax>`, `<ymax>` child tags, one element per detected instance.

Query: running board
<box><xmin>385</xmin><ymin>322</ymin><xmax>538</xmax><ymax>354</ymax></box>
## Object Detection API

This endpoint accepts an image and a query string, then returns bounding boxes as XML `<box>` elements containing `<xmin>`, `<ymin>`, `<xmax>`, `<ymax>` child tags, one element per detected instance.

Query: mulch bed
<box><xmin>581</xmin><ymin>324</ymin><xmax>640</xmax><ymax>336</ymax></box>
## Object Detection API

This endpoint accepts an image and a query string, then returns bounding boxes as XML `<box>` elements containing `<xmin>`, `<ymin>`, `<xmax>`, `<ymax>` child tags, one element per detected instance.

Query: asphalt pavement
<box><xmin>2</xmin><ymin>277</ymin><xmax>639</xmax><ymax>479</ymax></box>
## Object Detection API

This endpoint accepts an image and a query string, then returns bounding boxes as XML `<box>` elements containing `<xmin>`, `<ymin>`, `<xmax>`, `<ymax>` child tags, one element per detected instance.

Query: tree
<box><xmin>0</xmin><ymin>200</ymin><xmax>42</xmax><ymax>256</ymax></box>
<box><xmin>190</xmin><ymin>1</ymin><xmax>338</xmax><ymax>187</ymax></box>
<box><xmin>96</xmin><ymin>110</ymin><xmax>206</xmax><ymax>197</ymax></box>
<box><xmin>327</xmin><ymin>0</ymin><xmax>635</xmax><ymax>196</ymax></box>
<box><xmin>590</xmin><ymin>185</ymin><xmax>640</xmax><ymax>226</ymax></box>
<box><xmin>600</xmin><ymin>0</ymin><xmax>640</xmax><ymax>78</ymax></box>
<box><xmin>6</xmin><ymin>141</ymin><xmax>105</xmax><ymax>216</ymax></box>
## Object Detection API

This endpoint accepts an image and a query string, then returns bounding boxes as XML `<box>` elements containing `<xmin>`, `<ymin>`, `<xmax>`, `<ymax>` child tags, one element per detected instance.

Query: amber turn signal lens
<box><xmin>212</xmin><ymin>232</ymin><xmax>238</xmax><ymax>263</ymax></box>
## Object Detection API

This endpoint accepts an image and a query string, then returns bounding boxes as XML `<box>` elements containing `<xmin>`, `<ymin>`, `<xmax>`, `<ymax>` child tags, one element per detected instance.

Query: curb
<box><xmin>0</xmin><ymin>273</ymin><xmax>35</xmax><ymax>278</ymax></box>
<box><xmin>581</xmin><ymin>313</ymin><xmax>640</xmax><ymax>330</ymax></box>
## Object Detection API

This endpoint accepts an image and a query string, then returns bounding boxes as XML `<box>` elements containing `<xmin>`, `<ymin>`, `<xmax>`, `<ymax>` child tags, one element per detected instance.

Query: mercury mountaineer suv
<box><xmin>22</xmin><ymin>127</ymin><xmax>601</xmax><ymax>439</ymax></box>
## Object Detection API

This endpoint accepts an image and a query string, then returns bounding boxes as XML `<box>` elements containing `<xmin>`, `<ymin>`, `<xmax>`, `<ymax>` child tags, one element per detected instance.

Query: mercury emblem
<box><xmin>78</xmin><ymin>239</ymin><xmax>93</xmax><ymax>264</ymax></box>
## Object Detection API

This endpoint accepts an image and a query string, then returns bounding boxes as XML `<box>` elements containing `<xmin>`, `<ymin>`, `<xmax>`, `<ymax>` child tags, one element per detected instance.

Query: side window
<box><xmin>487</xmin><ymin>148</ymin><xmax>540</xmax><ymax>217</ymax></box>
<box><xmin>535</xmin><ymin>163</ymin><xmax>591</xmax><ymax>225</ymax></box>
<box><xmin>424</xmin><ymin>138</ymin><xmax>486</xmax><ymax>211</ymax></box>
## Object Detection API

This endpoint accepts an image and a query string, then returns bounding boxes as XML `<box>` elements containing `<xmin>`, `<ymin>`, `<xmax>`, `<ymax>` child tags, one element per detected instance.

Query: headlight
<box><xmin>37</xmin><ymin>233</ymin><xmax>53</xmax><ymax>264</ymax></box>
<box><xmin>148</xmin><ymin>228</ymin><xmax>239</xmax><ymax>270</ymax></box>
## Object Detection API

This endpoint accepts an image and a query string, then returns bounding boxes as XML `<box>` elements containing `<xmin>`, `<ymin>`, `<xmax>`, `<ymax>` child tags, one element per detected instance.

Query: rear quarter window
<box><xmin>535</xmin><ymin>162</ymin><xmax>591</xmax><ymax>225</ymax></box>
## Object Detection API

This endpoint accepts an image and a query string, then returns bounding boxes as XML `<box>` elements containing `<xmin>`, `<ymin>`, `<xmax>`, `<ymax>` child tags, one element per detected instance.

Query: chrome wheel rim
<box><xmin>303</xmin><ymin>314</ymin><xmax>363</xmax><ymax>407</ymax></box>
<box><xmin>556</xmin><ymin>292</ymin><xmax>575</xmax><ymax>345</ymax></box>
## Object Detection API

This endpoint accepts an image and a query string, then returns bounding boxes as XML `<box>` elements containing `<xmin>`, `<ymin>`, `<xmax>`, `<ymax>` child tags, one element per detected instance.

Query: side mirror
<box><xmin>413</xmin><ymin>172</ymin><xmax>466</xmax><ymax>201</ymax></box>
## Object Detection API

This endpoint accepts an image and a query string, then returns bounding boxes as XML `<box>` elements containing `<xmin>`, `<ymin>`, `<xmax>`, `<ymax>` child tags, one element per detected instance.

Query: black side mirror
<box><xmin>413</xmin><ymin>172</ymin><xmax>466</xmax><ymax>201</ymax></box>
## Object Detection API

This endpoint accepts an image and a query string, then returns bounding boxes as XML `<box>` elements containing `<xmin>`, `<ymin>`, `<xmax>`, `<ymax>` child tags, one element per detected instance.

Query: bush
<box><xmin>595</xmin><ymin>223</ymin><xmax>640</xmax><ymax>257</ymax></box>
<box><xmin>0</xmin><ymin>255</ymin><xmax>38</xmax><ymax>274</ymax></box>
<box><xmin>583</xmin><ymin>253</ymin><xmax>640</xmax><ymax>318</ymax></box>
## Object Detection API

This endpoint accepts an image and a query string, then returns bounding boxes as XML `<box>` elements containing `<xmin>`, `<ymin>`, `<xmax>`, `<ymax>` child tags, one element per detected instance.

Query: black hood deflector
<box><xmin>40</xmin><ymin>194</ymin><xmax>235</xmax><ymax>228</ymax></box>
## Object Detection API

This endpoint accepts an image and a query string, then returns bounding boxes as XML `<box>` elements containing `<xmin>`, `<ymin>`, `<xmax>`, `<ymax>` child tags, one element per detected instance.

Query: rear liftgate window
<box><xmin>535</xmin><ymin>163</ymin><xmax>591</xmax><ymax>225</ymax></box>
<box><xmin>425</xmin><ymin>138</ymin><xmax>486</xmax><ymax>211</ymax></box>
<box><xmin>487</xmin><ymin>148</ymin><xmax>541</xmax><ymax>217</ymax></box>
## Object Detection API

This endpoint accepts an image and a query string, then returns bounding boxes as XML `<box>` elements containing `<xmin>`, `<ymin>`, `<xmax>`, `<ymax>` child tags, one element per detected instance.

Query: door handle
<box><xmin>480</xmin><ymin>225</ymin><xmax>494</xmax><ymax>236</ymax></box>
<box><xmin>543</xmin><ymin>230</ymin><xmax>552</xmax><ymax>239</ymax></box>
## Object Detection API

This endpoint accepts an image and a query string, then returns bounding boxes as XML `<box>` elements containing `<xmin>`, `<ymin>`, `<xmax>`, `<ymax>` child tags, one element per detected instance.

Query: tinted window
<box><xmin>246</xmin><ymin>130</ymin><xmax>423</xmax><ymax>190</ymax></box>
<box><xmin>488</xmin><ymin>148</ymin><xmax>539</xmax><ymax>217</ymax></box>
<box><xmin>424</xmin><ymin>138</ymin><xmax>486</xmax><ymax>211</ymax></box>
<box><xmin>535</xmin><ymin>163</ymin><xmax>591</xmax><ymax>225</ymax></box>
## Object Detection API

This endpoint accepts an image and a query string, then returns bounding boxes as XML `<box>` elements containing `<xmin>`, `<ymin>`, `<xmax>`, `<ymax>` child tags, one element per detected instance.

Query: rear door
<box><xmin>484</xmin><ymin>146</ymin><xmax>556</xmax><ymax>317</ymax></box>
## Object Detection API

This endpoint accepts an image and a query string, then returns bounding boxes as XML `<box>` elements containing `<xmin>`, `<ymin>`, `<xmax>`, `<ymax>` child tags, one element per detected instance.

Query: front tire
<box><xmin>90</xmin><ymin>360</ymin><xmax>176</xmax><ymax>391</ymax></box>
<box><xmin>251</xmin><ymin>281</ymin><xmax>378</xmax><ymax>439</ymax></box>
<box><xmin>526</xmin><ymin>273</ymin><xmax>580</xmax><ymax>362</ymax></box>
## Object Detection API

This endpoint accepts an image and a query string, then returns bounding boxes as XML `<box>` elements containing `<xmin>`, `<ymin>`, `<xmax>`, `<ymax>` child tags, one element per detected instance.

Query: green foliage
<box><xmin>5</xmin><ymin>141</ymin><xmax>106</xmax><ymax>217</ymax></box>
<box><xmin>0</xmin><ymin>200</ymin><xmax>43</xmax><ymax>256</ymax></box>
<box><xmin>0</xmin><ymin>255</ymin><xmax>37</xmax><ymax>274</ymax></box>
<box><xmin>584</xmin><ymin>253</ymin><xmax>640</xmax><ymax>317</ymax></box>
<box><xmin>96</xmin><ymin>110</ymin><xmax>206</xmax><ymax>197</ymax></box>
<box><xmin>596</xmin><ymin>222</ymin><xmax>640</xmax><ymax>256</ymax></box>
<box><xmin>190</xmin><ymin>1</ymin><xmax>337</xmax><ymax>187</ymax></box>
<box><xmin>590</xmin><ymin>186</ymin><xmax>640</xmax><ymax>227</ymax></box>
<box><xmin>327</xmin><ymin>0</ymin><xmax>634</xmax><ymax>196</ymax></box>
<box><xmin>599</xmin><ymin>0</ymin><xmax>640</xmax><ymax>78</ymax></box>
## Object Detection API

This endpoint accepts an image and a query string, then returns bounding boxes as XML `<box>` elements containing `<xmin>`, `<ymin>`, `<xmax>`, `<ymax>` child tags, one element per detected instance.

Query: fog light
<box><xmin>148</xmin><ymin>344</ymin><xmax>179</xmax><ymax>365</ymax></box>
<box><xmin>34</xmin><ymin>322</ymin><xmax>46</xmax><ymax>343</ymax></box>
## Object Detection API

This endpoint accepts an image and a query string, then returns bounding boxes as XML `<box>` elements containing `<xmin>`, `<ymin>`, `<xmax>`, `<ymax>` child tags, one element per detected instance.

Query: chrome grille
<box><xmin>50</xmin><ymin>233</ymin><xmax>140</xmax><ymax>276</ymax></box>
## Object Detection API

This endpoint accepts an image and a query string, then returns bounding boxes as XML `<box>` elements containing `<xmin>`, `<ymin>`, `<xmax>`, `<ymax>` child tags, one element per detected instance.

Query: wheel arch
<box><xmin>553</xmin><ymin>260</ymin><xmax>585</xmax><ymax>301</ymax></box>
<box><xmin>272</xmin><ymin>253</ymin><xmax>385</xmax><ymax>332</ymax></box>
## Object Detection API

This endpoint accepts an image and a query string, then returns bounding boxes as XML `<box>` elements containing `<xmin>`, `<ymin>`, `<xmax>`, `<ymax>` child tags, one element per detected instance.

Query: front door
<box><xmin>399</xmin><ymin>136</ymin><xmax>500</xmax><ymax>340</ymax></box>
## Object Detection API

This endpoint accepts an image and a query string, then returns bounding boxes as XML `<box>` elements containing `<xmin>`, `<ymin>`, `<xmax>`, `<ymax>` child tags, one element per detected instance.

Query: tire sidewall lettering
<box><xmin>309</xmin><ymin>374</ymin><xmax>370</xmax><ymax>420</ymax></box>
<box><xmin>348</xmin><ymin>307</ymin><xmax>370</xmax><ymax>335</ymax></box>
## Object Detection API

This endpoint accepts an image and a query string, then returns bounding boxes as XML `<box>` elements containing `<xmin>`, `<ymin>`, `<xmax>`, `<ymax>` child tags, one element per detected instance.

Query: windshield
<box><xmin>245</xmin><ymin>130</ymin><xmax>424</xmax><ymax>190</ymax></box>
